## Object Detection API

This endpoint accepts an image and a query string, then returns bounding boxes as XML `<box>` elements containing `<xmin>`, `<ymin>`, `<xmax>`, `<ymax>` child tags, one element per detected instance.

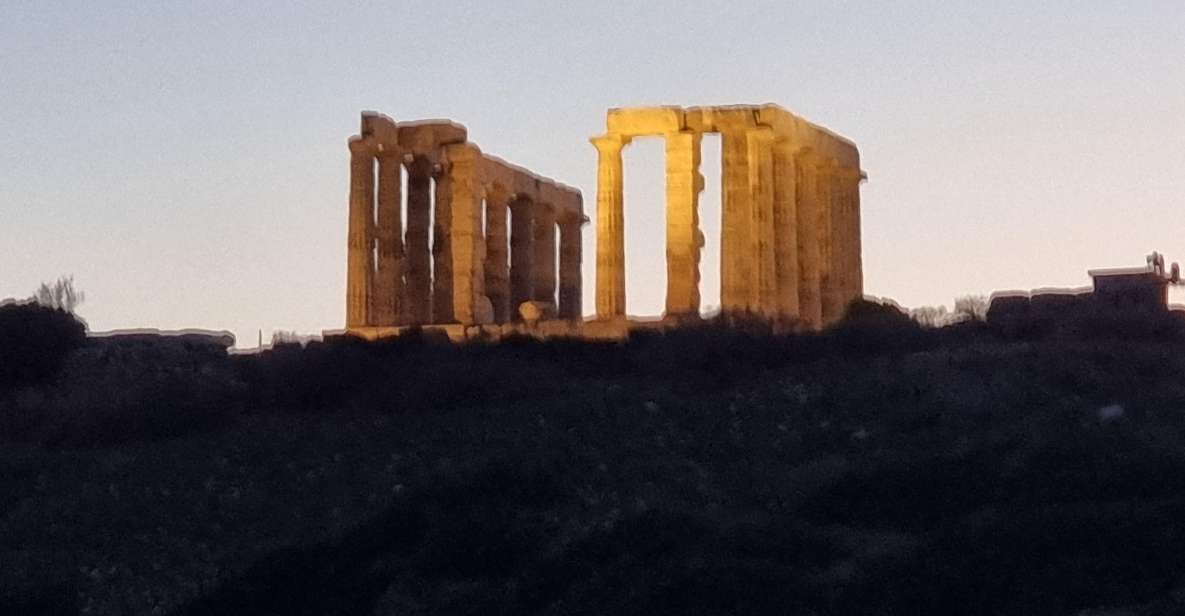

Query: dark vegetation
<box><xmin>4</xmin><ymin>300</ymin><xmax>1185</xmax><ymax>614</ymax></box>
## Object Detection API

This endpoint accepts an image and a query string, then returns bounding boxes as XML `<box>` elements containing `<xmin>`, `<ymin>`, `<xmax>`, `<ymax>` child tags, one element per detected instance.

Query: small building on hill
<box><xmin>1089</xmin><ymin>256</ymin><xmax>1176</xmax><ymax>312</ymax></box>
<box><xmin>987</xmin><ymin>253</ymin><xmax>1180</xmax><ymax>327</ymax></box>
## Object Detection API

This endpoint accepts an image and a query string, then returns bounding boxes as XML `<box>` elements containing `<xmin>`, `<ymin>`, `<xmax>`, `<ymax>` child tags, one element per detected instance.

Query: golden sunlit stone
<box><xmin>591</xmin><ymin>104</ymin><xmax>865</xmax><ymax>330</ymax></box>
<box><xmin>345</xmin><ymin>112</ymin><xmax>584</xmax><ymax>339</ymax></box>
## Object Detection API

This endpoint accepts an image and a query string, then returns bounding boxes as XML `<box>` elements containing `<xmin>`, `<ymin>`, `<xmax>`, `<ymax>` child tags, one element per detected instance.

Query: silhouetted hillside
<box><xmin>4</xmin><ymin>304</ymin><xmax>1185</xmax><ymax>614</ymax></box>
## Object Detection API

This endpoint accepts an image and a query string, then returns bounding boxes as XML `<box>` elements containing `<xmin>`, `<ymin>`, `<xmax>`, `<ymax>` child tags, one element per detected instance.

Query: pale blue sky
<box><xmin>2</xmin><ymin>1</ymin><xmax>1183</xmax><ymax>345</ymax></box>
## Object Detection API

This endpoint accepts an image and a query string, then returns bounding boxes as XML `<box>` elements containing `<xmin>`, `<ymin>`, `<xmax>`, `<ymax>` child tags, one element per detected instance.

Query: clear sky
<box><xmin>2</xmin><ymin>1</ymin><xmax>1183</xmax><ymax>345</ymax></box>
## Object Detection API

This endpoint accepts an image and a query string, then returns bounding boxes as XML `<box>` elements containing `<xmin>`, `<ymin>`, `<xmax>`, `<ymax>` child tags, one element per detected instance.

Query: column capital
<box><xmin>348</xmin><ymin>136</ymin><xmax>376</xmax><ymax>156</ymax></box>
<box><xmin>590</xmin><ymin>133</ymin><xmax>631</xmax><ymax>153</ymax></box>
<box><xmin>374</xmin><ymin>144</ymin><xmax>403</xmax><ymax>160</ymax></box>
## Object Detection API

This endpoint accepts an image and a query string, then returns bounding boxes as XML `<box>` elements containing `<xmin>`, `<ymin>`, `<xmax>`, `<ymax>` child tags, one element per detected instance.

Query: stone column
<box><xmin>848</xmin><ymin>170</ymin><xmax>864</xmax><ymax>302</ymax></box>
<box><xmin>509</xmin><ymin>196</ymin><xmax>535</xmax><ymax>317</ymax></box>
<box><xmin>721</xmin><ymin>130</ymin><xmax>754</xmax><ymax>314</ymax></box>
<box><xmin>532</xmin><ymin>203</ymin><xmax>558</xmax><ymax>307</ymax></box>
<box><xmin>372</xmin><ymin>148</ymin><xmax>403</xmax><ymax>326</ymax></box>
<box><xmin>772</xmin><ymin>140</ymin><xmax>799</xmax><ymax>319</ymax></box>
<box><xmin>748</xmin><ymin>127</ymin><xmax>777</xmax><ymax>316</ymax></box>
<box><xmin>816</xmin><ymin>161</ymin><xmax>838</xmax><ymax>326</ymax></box>
<box><xmin>558</xmin><ymin>216</ymin><xmax>583</xmax><ymax>320</ymax></box>
<box><xmin>346</xmin><ymin>137</ymin><xmax>375</xmax><ymax>329</ymax></box>
<box><xmin>432</xmin><ymin>163</ymin><xmax>454</xmax><ymax>323</ymax></box>
<box><xmin>403</xmin><ymin>156</ymin><xmax>433</xmax><ymax>325</ymax></box>
<box><xmin>827</xmin><ymin>169</ymin><xmax>853</xmax><ymax>320</ymax></box>
<box><xmin>592</xmin><ymin>134</ymin><xmax>627</xmax><ymax>319</ymax></box>
<box><xmin>795</xmin><ymin>153</ymin><xmax>822</xmax><ymax>330</ymax></box>
<box><xmin>664</xmin><ymin>130</ymin><xmax>703</xmax><ymax>319</ymax></box>
<box><xmin>830</xmin><ymin>168</ymin><xmax>864</xmax><ymax>309</ymax></box>
<box><xmin>444</xmin><ymin>143</ymin><xmax>489</xmax><ymax>325</ymax></box>
<box><xmin>484</xmin><ymin>186</ymin><xmax>511</xmax><ymax>323</ymax></box>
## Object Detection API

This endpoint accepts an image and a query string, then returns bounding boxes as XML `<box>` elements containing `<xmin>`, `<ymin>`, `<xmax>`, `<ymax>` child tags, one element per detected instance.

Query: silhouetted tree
<box><xmin>0</xmin><ymin>302</ymin><xmax>87</xmax><ymax>389</ymax></box>
<box><xmin>953</xmin><ymin>295</ymin><xmax>988</xmax><ymax>323</ymax></box>
<box><xmin>910</xmin><ymin>305</ymin><xmax>951</xmax><ymax>328</ymax></box>
<box><xmin>31</xmin><ymin>275</ymin><xmax>85</xmax><ymax>314</ymax></box>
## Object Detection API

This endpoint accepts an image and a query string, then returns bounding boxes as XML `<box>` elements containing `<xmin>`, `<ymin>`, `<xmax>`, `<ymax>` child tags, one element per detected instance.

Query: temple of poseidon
<box><xmin>344</xmin><ymin>104</ymin><xmax>865</xmax><ymax>340</ymax></box>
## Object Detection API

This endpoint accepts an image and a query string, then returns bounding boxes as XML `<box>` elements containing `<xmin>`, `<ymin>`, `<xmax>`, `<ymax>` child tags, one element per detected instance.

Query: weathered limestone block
<box><xmin>532</xmin><ymin>203</ymin><xmax>558</xmax><ymax>305</ymax></box>
<box><xmin>721</xmin><ymin>130</ymin><xmax>754</xmax><ymax>314</ymax></box>
<box><xmin>748</xmin><ymin>127</ymin><xmax>777</xmax><ymax>316</ymax></box>
<box><xmin>592</xmin><ymin>134</ymin><xmax>627</xmax><ymax>319</ymax></box>
<box><xmin>484</xmin><ymin>187</ymin><xmax>511</xmax><ymax>323</ymax></box>
<box><xmin>664</xmin><ymin>130</ymin><xmax>703</xmax><ymax>317</ymax></box>
<box><xmin>509</xmin><ymin>196</ymin><xmax>535</xmax><ymax>318</ymax></box>
<box><xmin>772</xmin><ymin>140</ymin><xmax>800</xmax><ymax>318</ymax></box>
<box><xmin>519</xmin><ymin>300</ymin><xmax>556</xmax><ymax>325</ymax></box>
<box><xmin>346</xmin><ymin>137</ymin><xmax>375</xmax><ymax>328</ymax></box>
<box><xmin>432</xmin><ymin>165</ymin><xmax>454</xmax><ymax>323</ymax></box>
<box><xmin>444</xmin><ymin>142</ymin><xmax>489</xmax><ymax>325</ymax></box>
<box><xmin>795</xmin><ymin>154</ymin><xmax>823</xmax><ymax>330</ymax></box>
<box><xmin>404</xmin><ymin>156</ymin><xmax>433</xmax><ymax>325</ymax></box>
<box><xmin>558</xmin><ymin>218</ymin><xmax>583</xmax><ymax>320</ymax></box>
<box><xmin>607</xmin><ymin>107</ymin><xmax>685</xmax><ymax>136</ymax></box>
<box><xmin>372</xmin><ymin>149</ymin><xmax>403</xmax><ymax>326</ymax></box>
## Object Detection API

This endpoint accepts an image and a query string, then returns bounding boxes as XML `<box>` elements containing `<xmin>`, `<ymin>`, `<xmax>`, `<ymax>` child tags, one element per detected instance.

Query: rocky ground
<box><xmin>4</xmin><ymin>319</ymin><xmax>1185</xmax><ymax>615</ymax></box>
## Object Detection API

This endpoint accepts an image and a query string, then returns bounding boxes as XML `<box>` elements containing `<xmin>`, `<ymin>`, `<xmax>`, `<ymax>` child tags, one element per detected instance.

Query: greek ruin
<box><xmin>345</xmin><ymin>112</ymin><xmax>585</xmax><ymax>338</ymax></box>
<box><xmin>346</xmin><ymin>104</ymin><xmax>865</xmax><ymax>339</ymax></box>
<box><xmin>592</xmin><ymin>105</ymin><xmax>865</xmax><ymax>329</ymax></box>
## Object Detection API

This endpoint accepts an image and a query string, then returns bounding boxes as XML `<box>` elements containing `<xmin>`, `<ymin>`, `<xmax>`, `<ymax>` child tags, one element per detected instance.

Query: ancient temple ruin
<box><xmin>345</xmin><ymin>104</ymin><xmax>865</xmax><ymax>339</ymax></box>
<box><xmin>591</xmin><ymin>105</ymin><xmax>865</xmax><ymax>329</ymax></box>
<box><xmin>345</xmin><ymin>112</ymin><xmax>585</xmax><ymax>337</ymax></box>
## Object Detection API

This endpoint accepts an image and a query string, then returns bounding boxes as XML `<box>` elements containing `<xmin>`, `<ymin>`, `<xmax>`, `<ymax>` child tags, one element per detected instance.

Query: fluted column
<box><xmin>772</xmin><ymin>140</ymin><xmax>799</xmax><ymax>319</ymax></box>
<box><xmin>532</xmin><ymin>203</ymin><xmax>557</xmax><ymax>307</ymax></box>
<box><xmin>816</xmin><ymin>161</ymin><xmax>839</xmax><ymax>326</ymax></box>
<box><xmin>404</xmin><ymin>156</ymin><xmax>433</xmax><ymax>325</ymax></box>
<box><xmin>849</xmin><ymin>170</ymin><xmax>864</xmax><ymax>302</ymax></box>
<box><xmin>664</xmin><ymin>130</ymin><xmax>703</xmax><ymax>318</ymax></box>
<box><xmin>748</xmin><ymin>127</ymin><xmax>777</xmax><ymax>316</ymax></box>
<box><xmin>558</xmin><ymin>216</ymin><xmax>583</xmax><ymax>320</ymax></box>
<box><xmin>444</xmin><ymin>142</ymin><xmax>488</xmax><ymax>325</ymax></box>
<box><xmin>432</xmin><ymin>163</ymin><xmax>454</xmax><ymax>323</ymax></box>
<box><xmin>720</xmin><ymin>130</ymin><xmax>753</xmax><ymax>315</ymax></box>
<box><xmin>592</xmin><ymin>134</ymin><xmax>627</xmax><ymax>319</ymax></box>
<box><xmin>509</xmin><ymin>195</ymin><xmax>535</xmax><ymax>318</ymax></box>
<box><xmin>346</xmin><ymin>137</ymin><xmax>375</xmax><ymax>329</ymax></box>
<box><xmin>372</xmin><ymin>148</ymin><xmax>403</xmax><ymax>326</ymax></box>
<box><xmin>795</xmin><ymin>153</ymin><xmax>822</xmax><ymax>330</ymax></box>
<box><xmin>484</xmin><ymin>186</ymin><xmax>512</xmax><ymax>323</ymax></box>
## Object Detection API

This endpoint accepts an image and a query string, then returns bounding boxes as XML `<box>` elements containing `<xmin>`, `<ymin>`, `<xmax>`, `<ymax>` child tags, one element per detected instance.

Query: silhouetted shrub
<box><xmin>0</xmin><ymin>302</ymin><xmax>86</xmax><ymax>390</ymax></box>
<box><xmin>829</xmin><ymin>299</ymin><xmax>931</xmax><ymax>354</ymax></box>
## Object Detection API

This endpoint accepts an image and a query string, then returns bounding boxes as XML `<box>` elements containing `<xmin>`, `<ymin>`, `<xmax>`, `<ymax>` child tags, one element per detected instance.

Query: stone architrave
<box><xmin>372</xmin><ymin>148</ymin><xmax>403</xmax><ymax>326</ymax></box>
<box><xmin>592</xmin><ymin>135</ymin><xmax>627</xmax><ymax>319</ymax></box>
<box><xmin>664</xmin><ymin>130</ymin><xmax>703</xmax><ymax>317</ymax></box>
<box><xmin>346</xmin><ymin>137</ymin><xmax>375</xmax><ymax>329</ymax></box>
